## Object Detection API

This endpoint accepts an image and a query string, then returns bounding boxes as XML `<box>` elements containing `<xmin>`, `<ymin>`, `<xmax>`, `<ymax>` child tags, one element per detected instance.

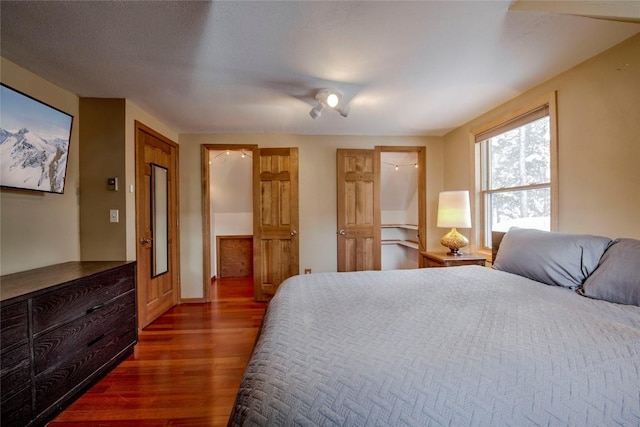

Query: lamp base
<box><xmin>446</xmin><ymin>248</ymin><xmax>464</xmax><ymax>256</ymax></box>
<box><xmin>440</xmin><ymin>227</ymin><xmax>468</xmax><ymax>256</ymax></box>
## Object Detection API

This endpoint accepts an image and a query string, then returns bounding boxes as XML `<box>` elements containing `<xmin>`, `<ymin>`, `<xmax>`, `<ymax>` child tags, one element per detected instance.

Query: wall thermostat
<box><xmin>107</xmin><ymin>177</ymin><xmax>118</xmax><ymax>191</ymax></box>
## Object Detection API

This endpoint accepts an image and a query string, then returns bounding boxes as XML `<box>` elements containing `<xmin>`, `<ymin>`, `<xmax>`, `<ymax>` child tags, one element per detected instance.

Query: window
<box><xmin>476</xmin><ymin>103</ymin><xmax>556</xmax><ymax>250</ymax></box>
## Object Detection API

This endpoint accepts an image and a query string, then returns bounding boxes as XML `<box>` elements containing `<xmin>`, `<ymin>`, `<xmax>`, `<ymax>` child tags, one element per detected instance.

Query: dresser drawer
<box><xmin>33</xmin><ymin>291</ymin><xmax>135</xmax><ymax>374</ymax></box>
<box><xmin>32</xmin><ymin>263</ymin><xmax>135</xmax><ymax>334</ymax></box>
<box><xmin>0</xmin><ymin>301</ymin><xmax>32</xmax><ymax>425</ymax></box>
<box><xmin>424</xmin><ymin>258</ymin><xmax>442</xmax><ymax>268</ymax></box>
<box><xmin>1</xmin><ymin>301</ymin><xmax>29</xmax><ymax>349</ymax></box>
<box><xmin>0</xmin><ymin>386</ymin><xmax>32</xmax><ymax>427</ymax></box>
<box><xmin>1</xmin><ymin>343</ymin><xmax>31</xmax><ymax>391</ymax></box>
<box><xmin>35</xmin><ymin>316</ymin><xmax>137</xmax><ymax>412</ymax></box>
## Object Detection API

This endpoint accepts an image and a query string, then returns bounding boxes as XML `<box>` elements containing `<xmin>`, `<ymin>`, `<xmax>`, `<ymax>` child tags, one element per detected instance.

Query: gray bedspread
<box><xmin>229</xmin><ymin>266</ymin><xmax>640</xmax><ymax>426</ymax></box>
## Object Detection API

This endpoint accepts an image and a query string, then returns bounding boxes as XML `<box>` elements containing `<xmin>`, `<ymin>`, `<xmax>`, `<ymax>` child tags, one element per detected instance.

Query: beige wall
<box><xmin>179</xmin><ymin>134</ymin><xmax>444</xmax><ymax>299</ymax></box>
<box><xmin>443</xmin><ymin>33</ymin><xmax>640</xmax><ymax>243</ymax></box>
<box><xmin>79</xmin><ymin>98</ymin><xmax>127</xmax><ymax>260</ymax></box>
<box><xmin>0</xmin><ymin>57</ymin><xmax>178</xmax><ymax>275</ymax></box>
<box><xmin>78</xmin><ymin>99</ymin><xmax>178</xmax><ymax>263</ymax></box>
<box><xmin>0</xmin><ymin>58</ymin><xmax>81</xmax><ymax>275</ymax></box>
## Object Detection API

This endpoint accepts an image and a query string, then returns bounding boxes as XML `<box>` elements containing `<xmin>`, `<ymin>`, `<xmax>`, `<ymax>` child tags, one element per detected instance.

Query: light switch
<box><xmin>109</xmin><ymin>209</ymin><xmax>119</xmax><ymax>223</ymax></box>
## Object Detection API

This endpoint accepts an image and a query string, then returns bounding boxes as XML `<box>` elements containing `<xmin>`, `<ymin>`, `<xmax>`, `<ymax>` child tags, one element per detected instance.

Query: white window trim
<box><xmin>469</xmin><ymin>92</ymin><xmax>558</xmax><ymax>260</ymax></box>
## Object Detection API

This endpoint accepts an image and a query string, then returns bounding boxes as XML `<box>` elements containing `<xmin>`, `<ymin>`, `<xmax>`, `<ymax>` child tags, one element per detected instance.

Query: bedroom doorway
<box><xmin>202</xmin><ymin>145</ymin><xmax>257</xmax><ymax>303</ymax></box>
<box><xmin>202</xmin><ymin>145</ymin><xmax>299</xmax><ymax>302</ymax></box>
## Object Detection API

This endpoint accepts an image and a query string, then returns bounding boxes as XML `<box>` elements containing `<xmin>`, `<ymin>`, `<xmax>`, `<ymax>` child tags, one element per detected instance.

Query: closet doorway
<box><xmin>337</xmin><ymin>146</ymin><xmax>425</xmax><ymax>272</ymax></box>
<box><xmin>379</xmin><ymin>147</ymin><xmax>426</xmax><ymax>270</ymax></box>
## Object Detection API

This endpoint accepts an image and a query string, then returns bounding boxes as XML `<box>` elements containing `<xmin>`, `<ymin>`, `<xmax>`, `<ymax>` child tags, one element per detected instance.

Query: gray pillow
<box><xmin>579</xmin><ymin>238</ymin><xmax>640</xmax><ymax>306</ymax></box>
<box><xmin>493</xmin><ymin>228</ymin><xmax>612</xmax><ymax>289</ymax></box>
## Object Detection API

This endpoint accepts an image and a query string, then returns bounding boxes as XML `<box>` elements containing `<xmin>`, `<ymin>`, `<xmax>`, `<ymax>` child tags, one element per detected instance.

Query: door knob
<box><xmin>339</xmin><ymin>229</ymin><xmax>346</xmax><ymax>235</ymax></box>
<box><xmin>290</xmin><ymin>230</ymin><xmax>297</xmax><ymax>236</ymax></box>
<box><xmin>140</xmin><ymin>238</ymin><xmax>152</xmax><ymax>244</ymax></box>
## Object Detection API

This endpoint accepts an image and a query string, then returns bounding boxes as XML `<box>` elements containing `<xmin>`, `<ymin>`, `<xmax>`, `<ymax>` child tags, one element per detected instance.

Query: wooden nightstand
<box><xmin>421</xmin><ymin>251</ymin><xmax>486</xmax><ymax>268</ymax></box>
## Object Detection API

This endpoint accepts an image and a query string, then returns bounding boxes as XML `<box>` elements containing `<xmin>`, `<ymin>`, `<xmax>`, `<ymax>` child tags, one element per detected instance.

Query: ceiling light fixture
<box><xmin>310</xmin><ymin>89</ymin><xmax>348</xmax><ymax>119</ymax></box>
<box><xmin>310</xmin><ymin>103</ymin><xmax>324</xmax><ymax>119</ymax></box>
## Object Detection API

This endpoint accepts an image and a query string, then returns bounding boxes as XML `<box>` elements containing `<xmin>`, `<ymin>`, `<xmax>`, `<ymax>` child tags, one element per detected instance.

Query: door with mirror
<box><xmin>135</xmin><ymin>121</ymin><xmax>179</xmax><ymax>329</ymax></box>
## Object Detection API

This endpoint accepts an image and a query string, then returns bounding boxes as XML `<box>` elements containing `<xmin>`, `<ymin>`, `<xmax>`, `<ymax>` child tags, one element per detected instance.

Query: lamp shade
<box><xmin>437</xmin><ymin>191</ymin><xmax>471</xmax><ymax>228</ymax></box>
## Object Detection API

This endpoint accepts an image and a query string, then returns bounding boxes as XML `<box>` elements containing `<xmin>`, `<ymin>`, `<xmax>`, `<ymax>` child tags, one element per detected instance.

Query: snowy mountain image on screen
<box><xmin>0</xmin><ymin>127</ymin><xmax>69</xmax><ymax>193</ymax></box>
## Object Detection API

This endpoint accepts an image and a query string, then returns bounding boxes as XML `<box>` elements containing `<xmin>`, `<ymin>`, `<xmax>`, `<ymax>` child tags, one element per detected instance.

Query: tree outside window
<box><xmin>479</xmin><ymin>109</ymin><xmax>551</xmax><ymax>248</ymax></box>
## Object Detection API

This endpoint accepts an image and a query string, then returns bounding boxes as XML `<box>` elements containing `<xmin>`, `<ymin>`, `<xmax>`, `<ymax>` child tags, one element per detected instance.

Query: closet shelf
<box><xmin>381</xmin><ymin>224</ymin><xmax>418</xmax><ymax>230</ymax></box>
<box><xmin>381</xmin><ymin>239</ymin><xmax>419</xmax><ymax>250</ymax></box>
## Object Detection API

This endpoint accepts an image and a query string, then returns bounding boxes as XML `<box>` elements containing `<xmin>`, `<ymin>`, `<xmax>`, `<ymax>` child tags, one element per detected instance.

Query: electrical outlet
<box><xmin>304</xmin><ymin>268</ymin><xmax>311</xmax><ymax>274</ymax></box>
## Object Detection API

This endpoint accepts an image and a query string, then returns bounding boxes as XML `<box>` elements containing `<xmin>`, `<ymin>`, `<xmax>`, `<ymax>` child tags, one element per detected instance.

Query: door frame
<box><xmin>201</xmin><ymin>144</ymin><xmax>258</xmax><ymax>302</ymax></box>
<box><xmin>134</xmin><ymin>121</ymin><xmax>180</xmax><ymax>329</ymax></box>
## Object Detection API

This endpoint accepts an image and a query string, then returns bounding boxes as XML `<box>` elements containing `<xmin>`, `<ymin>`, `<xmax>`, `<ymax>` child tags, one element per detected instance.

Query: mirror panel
<box><xmin>151</xmin><ymin>163</ymin><xmax>169</xmax><ymax>277</ymax></box>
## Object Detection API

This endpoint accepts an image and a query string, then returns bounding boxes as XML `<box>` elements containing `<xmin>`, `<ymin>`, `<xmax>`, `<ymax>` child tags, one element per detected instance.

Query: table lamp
<box><xmin>437</xmin><ymin>190</ymin><xmax>471</xmax><ymax>255</ymax></box>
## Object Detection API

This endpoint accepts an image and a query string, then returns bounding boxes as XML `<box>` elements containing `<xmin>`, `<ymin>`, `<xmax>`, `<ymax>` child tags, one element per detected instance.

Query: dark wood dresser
<box><xmin>0</xmin><ymin>261</ymin><xmax>137</xmax><ymax>427</ymax></box>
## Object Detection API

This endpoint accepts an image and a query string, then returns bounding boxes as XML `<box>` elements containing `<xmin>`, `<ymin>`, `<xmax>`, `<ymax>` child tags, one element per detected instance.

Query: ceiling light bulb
<box><xmin>395</xmin><ymin>165</ymin><xmax>399</xmax><ymax>171</ymax></box>
<box><xmin>326</xmin><ymin>93</ymin><xmax>339</xmax><ymax>108</ymax></box>
<box><xmin>226</xmin><ymin>150</ymin><xmax>230</xmax><ymax>155</ymax></box>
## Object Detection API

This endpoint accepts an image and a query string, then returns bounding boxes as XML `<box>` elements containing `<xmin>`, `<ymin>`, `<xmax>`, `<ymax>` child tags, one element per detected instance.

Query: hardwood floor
<box><xmin>49</xmin><ymin>277</ymin><xmax>266</xmax><ymax>427</ymax></box>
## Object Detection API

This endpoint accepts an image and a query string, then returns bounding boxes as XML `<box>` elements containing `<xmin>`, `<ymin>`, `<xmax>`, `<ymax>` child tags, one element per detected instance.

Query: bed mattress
<box><xmin>229</xmin><ymin>266</ymin><xmax>640</xmax><ymax>426</ymax></box>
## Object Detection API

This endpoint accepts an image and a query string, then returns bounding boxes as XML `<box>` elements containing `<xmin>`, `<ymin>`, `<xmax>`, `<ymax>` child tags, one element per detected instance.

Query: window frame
<box><xmin>471</xmin><ymin>92</ymin><xmax>558</xmax><ymax>258</ymax></box>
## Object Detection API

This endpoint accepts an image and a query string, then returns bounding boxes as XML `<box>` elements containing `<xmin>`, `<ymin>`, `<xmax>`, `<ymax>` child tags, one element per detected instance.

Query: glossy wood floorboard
<box><xmin>50</xmin><ymin>277</ymin><xmax>266</xmax><ymax>427</ymax></box>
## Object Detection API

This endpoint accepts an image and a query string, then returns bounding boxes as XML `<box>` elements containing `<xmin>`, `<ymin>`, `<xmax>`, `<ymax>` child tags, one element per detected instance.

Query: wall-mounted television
<box><xmin>1</xmin><ymin>83</ymin><xmax>74</xmax><ymax>194</ymax></box>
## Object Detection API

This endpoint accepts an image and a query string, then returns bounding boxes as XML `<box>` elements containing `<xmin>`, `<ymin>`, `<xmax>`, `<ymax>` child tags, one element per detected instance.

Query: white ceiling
<box><xmin>1</xmin><ymin>1</ymin><xmax>638</xmax><ymax>136</ymax></box>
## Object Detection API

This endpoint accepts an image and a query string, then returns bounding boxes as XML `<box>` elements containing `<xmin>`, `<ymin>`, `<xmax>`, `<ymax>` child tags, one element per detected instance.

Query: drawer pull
<box><xmin>86</xmin><ymin>303</ymin><xmax>105</xmax><ymax>314</ymax></box>
<box><xmin>87</xmin><ymin>334</ymin><xmax>106</xmax><ymax>348</ymax></box>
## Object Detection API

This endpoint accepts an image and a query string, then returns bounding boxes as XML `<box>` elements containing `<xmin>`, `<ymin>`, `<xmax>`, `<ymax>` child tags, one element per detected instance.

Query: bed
<box><xmin>229</xmin><ymin>229</ymin><xmax>640</xmax><ymax>426</ymax></box>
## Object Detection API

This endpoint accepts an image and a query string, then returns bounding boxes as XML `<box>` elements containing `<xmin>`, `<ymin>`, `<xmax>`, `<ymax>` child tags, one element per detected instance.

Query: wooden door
<box><xmin>337</xmin><ymin>149</ymin><xmax>380</xmax><ymax>271</ymax></box>
<box><xmin>135</xmin><ymin>121</ymin><xmax>179</xmax><ymax>329</ymax></box>
<box><xmin>253</xmin><ymin>147</ymin><xmax>299</xmax><ymax>301</ymax></box>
